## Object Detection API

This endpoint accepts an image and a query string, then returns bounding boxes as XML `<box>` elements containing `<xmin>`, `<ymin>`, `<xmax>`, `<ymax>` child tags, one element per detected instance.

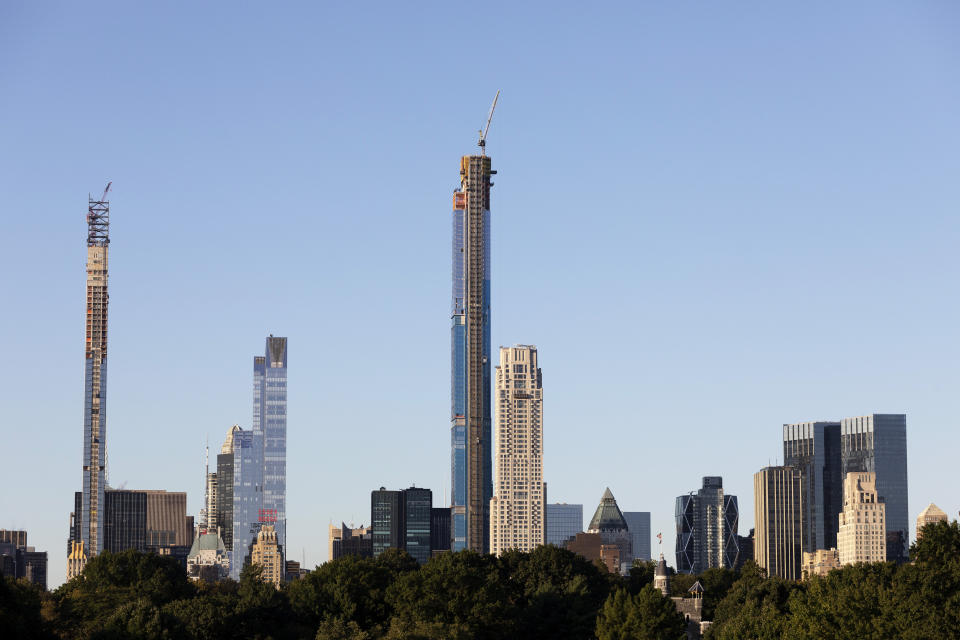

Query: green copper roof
<box><xmin>587</xmin><ymin>487</ymin><xmax>628</xmax><ymax>532</ymax></box>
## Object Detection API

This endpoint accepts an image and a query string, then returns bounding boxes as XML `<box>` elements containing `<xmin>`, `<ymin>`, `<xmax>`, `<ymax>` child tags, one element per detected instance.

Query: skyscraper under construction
<box><xmin>451</xmin><ymin>94</ymin><xmax>498</xmax><ymax>553</ymax></box>
<box><xmin>70</xmin><ymin>184</ymin><xmax>111</xmax><ymax>577</ymax></box>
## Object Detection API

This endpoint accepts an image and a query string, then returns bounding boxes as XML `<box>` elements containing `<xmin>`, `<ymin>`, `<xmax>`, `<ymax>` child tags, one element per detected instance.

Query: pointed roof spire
<box><xmin>588</xmin><ymin>487</ymin><xmax>628</xmax><ymax>532</ymax></box>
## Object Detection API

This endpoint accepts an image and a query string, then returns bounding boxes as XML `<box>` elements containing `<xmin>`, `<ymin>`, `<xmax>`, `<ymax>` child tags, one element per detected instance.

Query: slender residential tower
<box><xmin>451</xmin><ymin>93</ymin><xmax>498</xmax><ymax>553</ymax></box>
<box><xmin>490</xmin><ymin>345</ymin><xmax>545</xmax><ymax>555</ymax></box>
<box><xmin>76</xmin><ymin>184</ymin><xmax>111</xmax><ymax>571</ymax></box>
<box><xmin>255</xmin><ymin>337</ymin><xmax>287</xmax><ymax>558</ymax></box>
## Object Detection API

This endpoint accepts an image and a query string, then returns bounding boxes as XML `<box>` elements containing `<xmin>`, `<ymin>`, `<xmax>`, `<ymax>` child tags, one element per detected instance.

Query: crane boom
<box><xmin>478</xmin><ymin>90</ymin><xmax>500</xmax><ymax>155</ymax></box>
<box><xmin>100</xmin><ymin>181</ymin><xmax>112</xmax><ymax>202</ymax></box>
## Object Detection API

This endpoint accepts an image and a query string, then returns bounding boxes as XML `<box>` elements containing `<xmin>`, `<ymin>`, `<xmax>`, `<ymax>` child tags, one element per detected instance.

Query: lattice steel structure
<box><xmin>81</xmin><ymin>186</ymin><xmax>111</xmax><ymax>558</ymax></box>
<box><xmin>450</xmin><ymin>154</ymin><xmax>494</xmax><ymax>553</ymax></box>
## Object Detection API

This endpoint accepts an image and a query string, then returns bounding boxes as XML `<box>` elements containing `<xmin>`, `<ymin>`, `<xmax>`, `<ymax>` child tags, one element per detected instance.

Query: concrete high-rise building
<box><xmin>0</xmin><ymin>531</ymin><xmax>27</xmax><ymax>547</ymax></box>
<box><xmin>79</xmin><ymin>185</ymin><xmax>112</xmax><ymax>564</ymax></box>
<box><xmin>837</xmin><ymin>472</ymin><xmax>886</xmax><ymax>565</ymax></box>
<box><xmin>623</xmin><ymin>512</ymin><xmax>651</xmax><ymax>562</ymax></box>
<box><xmin>217</xmin><ymin>425</ymin><xmax>240</xmax><ymax>551</ymax></box>
<box><xmin>840</xmin><ymin>414</ymin><xmax>908</xmax><ymax>561</ymax></box>
<box><xmin>783</xmin><ymin>421</ymin><xmax>842</xmax><ymax>553</ymax></box>
<box><xmin>450</xmin><ymin>148</ymin><xmax>495</xmax><ymax>554</ymax></box>
<box><xmin>546</xmin><ymin>503</ymin><xmax>583</xmax><ymax>547</ymax></box>
<box><xmin>250</xmin><ymin>524</ymin><xmax>283</xmax><ymax>587</ymax></box>
<box><xmin>675</xmin><ymin>477</ymin><xmax>739</xmax><ymax>573</ymax></box>
<box><xmin>371</xmin><ymin>486</ymin><xmax>434</xmax><ymax>563</ymax></box>
<box><xmin>203</xmin><ymin>465</ymin><xmax>218</xmax><ymax>533</ymax></box>
<box><xmin>754</xmin><ymin>466</ymin><xmax>804</xmax><ymax>580</ymax></box>
<box><xmin>143</xmin><ymin>490</ymin><xmax>191</xmax><ymax>549</ymax></box>
<box><xmin>255</xmin><ymin>337</ymin><xmax>287</xmax><ymax>556</ymax></box>
<box><xmin>587</xmin><ymin>488</ymin><xmax>632</xmax><ymax>573</ymax></box>
<box><xmin>916</xmin><ymin>503</ymin><xmax>948</xmax><ymax>541</ymax></box>
<box><xmin>490</xmin><ymin>345</ymin><xmax>545</xmax><ymax>555</ymax></box>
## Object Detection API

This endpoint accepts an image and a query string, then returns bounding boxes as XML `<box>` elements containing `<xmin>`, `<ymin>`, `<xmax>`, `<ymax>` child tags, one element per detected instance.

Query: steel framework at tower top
<box><xmin>87</xmin><ymin>182</ymin><xmax>111</xmax><ymax>246</ymax></box>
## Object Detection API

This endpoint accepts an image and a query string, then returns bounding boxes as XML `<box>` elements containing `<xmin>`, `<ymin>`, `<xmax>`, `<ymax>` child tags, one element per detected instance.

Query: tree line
<box><xmin>1</xmin><ymin>521</ymin><xmax>957</xmax><ymax>639</ymax></box>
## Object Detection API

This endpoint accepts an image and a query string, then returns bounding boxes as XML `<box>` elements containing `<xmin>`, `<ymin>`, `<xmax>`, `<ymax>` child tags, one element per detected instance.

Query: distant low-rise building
<box><xmin>801</xmin><ymin>548</ymin><xmax>840</xmax><ymax>579</ymax></box>
<box><xmin>186</xmin><ymin>532</ymin><xmax>230</xmax><ymax>582</ymax></box>
<box><xmin>330</xmin><ymin>523</ymin><xmax>373</xmax><ymax>560</ymax></box>
<box><xmin>916</xmin><ymin>503</ymin><xmax>948</xmax><ymax>541</ymax></box>
<box><xmin>0</xmin><ymin>532</ymin><xmax>48</xmax><ymax>590</ymax></box>
<box><xmin>564</xmin><ymin>532</ymin><xmax>621</xmax><ymax>574</ymax></box>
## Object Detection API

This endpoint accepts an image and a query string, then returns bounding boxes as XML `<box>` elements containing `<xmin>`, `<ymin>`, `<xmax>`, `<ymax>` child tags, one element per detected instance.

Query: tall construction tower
<box><xmin>451</xmin><ymin>94</ymin><xmax>498</xmax><ymax>553</ymax></box>
<box><xmin>73</xmin><ymin>183</ymin><xmax>111</xmax><ymax>574</ymax></box>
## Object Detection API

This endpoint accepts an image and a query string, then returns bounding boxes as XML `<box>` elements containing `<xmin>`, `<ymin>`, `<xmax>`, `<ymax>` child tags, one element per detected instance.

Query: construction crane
<box><xmin>99</xmin><ymin>181</ymin><xmax>112</xmax><ymax>202</ymax></box>
<box><xmin>478</xmin><ymin>90</ymin><xmax>500</xmax><ymax>156</ymax></box>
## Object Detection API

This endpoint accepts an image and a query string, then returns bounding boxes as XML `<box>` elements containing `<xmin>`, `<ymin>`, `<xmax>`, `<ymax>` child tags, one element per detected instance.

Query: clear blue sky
<box><xmin>1</xmin><ymin>2</ymin><xmax>958</xmax><ymax>587</ymax></box>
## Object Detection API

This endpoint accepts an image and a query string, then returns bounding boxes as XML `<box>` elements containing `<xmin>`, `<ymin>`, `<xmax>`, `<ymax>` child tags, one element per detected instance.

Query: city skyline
<box><xmin>2</xmin><ymin>3</ymin><xmax>958</xmax><ymax>588</ymax></box>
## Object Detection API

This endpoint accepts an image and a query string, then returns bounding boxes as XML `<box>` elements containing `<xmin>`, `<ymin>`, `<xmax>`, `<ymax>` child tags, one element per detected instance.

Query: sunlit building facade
<box><xmin>490</xmin><ymin>345</ymin><xmax>545</xmax><ymax>555</ymax></box>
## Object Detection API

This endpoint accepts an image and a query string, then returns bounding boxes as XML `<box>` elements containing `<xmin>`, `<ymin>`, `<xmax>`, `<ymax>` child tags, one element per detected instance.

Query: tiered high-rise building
<box><xmin>837</xmin><ymin>472</ymin><xmax>886</xmax><ymax>565</ymax></box>
<box><xmin>490</xmin><ymin>345</ymin><xmax>545</xmax><ymax>555</ymax></box>
<box><xmin>250</xmin><ymin>524</ymin><xmax>283</xmax><ymax>587</ymax></box>
<box><xmin>675</xmin><ymin>477</ymin><xmax>739</xmax><ymax>573</ymax></box>
<box><xmin>450</xmin><ymin>151</ymin><xmax>495</xmax><ymax>553</ymax></box>
<box><xmin>72</xmin><ymin>186</ymin><xmax>112</xmax><ymax>577</ymax></box>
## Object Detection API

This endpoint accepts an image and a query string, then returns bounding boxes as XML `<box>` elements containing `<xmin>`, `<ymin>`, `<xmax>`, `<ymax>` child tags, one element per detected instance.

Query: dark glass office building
<box><xmin>546</xmin><ymin>503</ymin><xmax>583</xmax><ymax>547</ymax></box>
<box><xmin>783</xmin><ymin>421</ymin><xmax>842</xmax><ymax>552</ymax></box>
<box><xmin>372</xmin><ymin>488</ymin><xmax>403</xmax><ymax>558</ymax></box>
<box><xmin>217</xmin><ymin>450</ymin><xmax>234</xmax><ymax>551</ymax></box>
<box><xmin>404</xmin><ymin>488</ymin><xmax>432</xmax><ymax>564</ymax></box>
<box><xmin>840</xmin><ymin>414</ymin><xmax>908</xmax><ymax>560</ymax></box>
<box><xmin>430</xmin><ymin>508</ymin><xmax>451</xmax><ymax>555</ymax></box>
<box><xmin>103</xmin><ymin>490</ymin><xmax>147</xmax><ymax>553</ymax></box>
<box><xmin>371</xmin><ymin>486</ymin><xmax>435</xmax><ymax>563</ymax></box>
<box><xmin>675</xmin><ymin>477</ymin><xmax>739</xmax><ymax>573</ymax></box>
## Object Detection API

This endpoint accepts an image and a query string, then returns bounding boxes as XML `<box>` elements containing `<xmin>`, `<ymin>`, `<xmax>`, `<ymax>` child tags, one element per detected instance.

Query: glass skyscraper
<box><xmin>371</xmin><ymin>486</ymin><xmax>433</xmax><ymax>564</ymax></box>
<box><xmin>546</xmin><ymin>503</ymin><xmax>583</xmax><ymax>547</ymax></box>
<box><xmin>675</xmin><ymin>477</ymin><xmax>739</xmax><ymax>573</ymax></box>
<box><xmin>450</xmin><ymin>154</ymin><xmax>493</xmax><ymax>553</ymax></box>
<box><xmin>623</xmin><ymin>512</ymin><xmax>652</xmax><ymax>562</ymax></box>
<box><xmin>230</xmin><ymin>427</ymin><xmax>262</xmax><ymax>579</ymax></box>
<box><xmin>840</xmin><ymin>414</ymin><xmax>908</xmax><ymax>561</ymax></box>
<box><xmin>783</xmin><ymin>421</ymin><xmax>842</xmax><ymax>552</ymax></box>
<box><xmin>256</xmin><ymin>337</ymin><xmax>287</xmax><ymax>556</ymax></box>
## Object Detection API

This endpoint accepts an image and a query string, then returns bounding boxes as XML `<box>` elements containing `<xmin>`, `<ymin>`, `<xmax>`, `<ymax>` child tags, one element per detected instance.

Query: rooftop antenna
<box><xmin>478</xmin><ymin>90</ymin><xmax>500</xmax><ymax>157</ymax></box>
